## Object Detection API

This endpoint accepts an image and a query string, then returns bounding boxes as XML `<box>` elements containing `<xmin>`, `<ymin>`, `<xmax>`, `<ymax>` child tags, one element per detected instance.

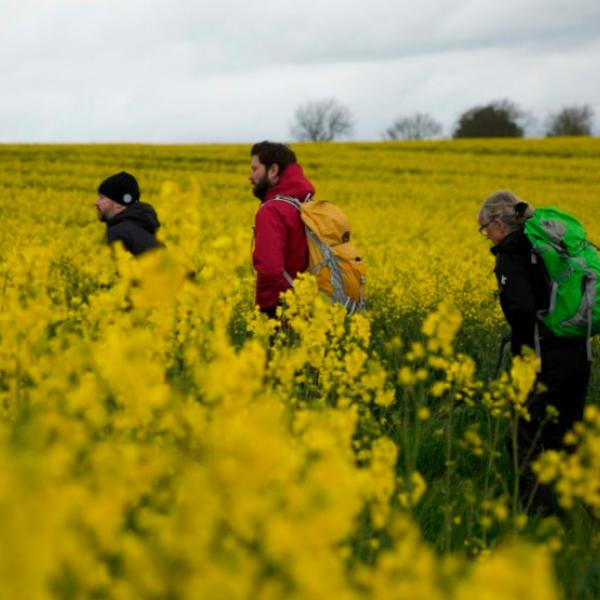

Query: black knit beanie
<box><xmin>98</xmin><ymin>172</ymin><xmax>140</xmax><ymax>205</ymax></box>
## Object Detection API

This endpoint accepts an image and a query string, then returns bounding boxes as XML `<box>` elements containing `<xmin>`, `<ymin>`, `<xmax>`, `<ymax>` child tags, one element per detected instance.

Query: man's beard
<box><xmin>252</xmin><ymin>176</ymin><xmax>271</xmax><ymax>200</ymax></box>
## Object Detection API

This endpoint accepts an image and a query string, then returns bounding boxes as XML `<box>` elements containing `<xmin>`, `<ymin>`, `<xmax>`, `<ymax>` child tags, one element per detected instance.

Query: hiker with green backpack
<box><xmin>478</xmin><ymin>190</ymin><xmax>598</xmax><ymax>513</ymax></box>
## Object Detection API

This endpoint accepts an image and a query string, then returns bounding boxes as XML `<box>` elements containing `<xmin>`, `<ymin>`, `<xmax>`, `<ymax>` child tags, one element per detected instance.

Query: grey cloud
<box><xmin>5</xmin><ymin>0</ymin><xmax>600</xmax><ymax>73</ymax></box>
<box><xmin>1</xmin><ymin>0</ymin><xmax>599</xmax><ymax>141</ymax></box>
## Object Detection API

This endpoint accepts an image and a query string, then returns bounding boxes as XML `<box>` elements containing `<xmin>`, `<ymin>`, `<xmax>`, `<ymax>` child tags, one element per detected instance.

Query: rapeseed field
<box><xmin>1</xmin><ymin>139</ymin><xmax>599</xmax><ymax>598</ymax></box>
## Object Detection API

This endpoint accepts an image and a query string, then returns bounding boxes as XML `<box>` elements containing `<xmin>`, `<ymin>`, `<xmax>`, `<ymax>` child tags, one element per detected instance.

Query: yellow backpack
<box><xmin>276</xmin><ymin>195</ymin><xmax>367</xmax><ymax>314</ymax></box>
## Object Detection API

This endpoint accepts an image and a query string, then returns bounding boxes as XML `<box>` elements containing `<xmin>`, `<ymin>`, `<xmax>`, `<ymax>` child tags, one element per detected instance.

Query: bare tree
<box><xmin>384</xmin><ymin>112</ymin><xmax>443</xmax><ymax>140</ymax></box>
<box><xmin>546</xmin><ymin>105</ymin><xmax>595</xmax><ymax>137</ymax></box>
<box><xmin>453</xmin><ymin>99</ymin><xmax>527</xmax><ymax>138</ymax></box>
<box><xmin>291</xmin><ymin>98</ymin><xmax>353</xmax><ymax>142</ymax></box>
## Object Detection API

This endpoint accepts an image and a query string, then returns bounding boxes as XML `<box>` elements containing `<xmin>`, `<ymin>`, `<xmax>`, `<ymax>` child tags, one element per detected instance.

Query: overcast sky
<box><xmin>2</xmin><ymin>0</ymin><xmax>599</xmax><ymax>142</ymax></box>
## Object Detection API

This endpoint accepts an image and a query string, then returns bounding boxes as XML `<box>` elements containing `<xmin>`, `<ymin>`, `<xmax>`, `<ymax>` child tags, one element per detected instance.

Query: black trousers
<box><xmin>515</xmin><ymin>341</ymin><xmax>591</xmax><ymax>512</ymax></box>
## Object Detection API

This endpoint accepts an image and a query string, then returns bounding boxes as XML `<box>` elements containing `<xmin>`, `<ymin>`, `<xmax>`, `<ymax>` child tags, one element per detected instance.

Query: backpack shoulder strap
<box><xmin>272</xmin><ymin>195</ymin><xmax>304</xmax><ymax>291</ymax></box>
<box><xmin>274</xmin><ymin>195</ymin><xmax>302</xmax><ymax>210</ymax></box>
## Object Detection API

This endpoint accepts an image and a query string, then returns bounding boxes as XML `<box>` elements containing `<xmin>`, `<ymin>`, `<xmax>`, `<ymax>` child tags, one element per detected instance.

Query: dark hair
<box><xmin>251</xmin><ymin>141</ymin><xmax>296</xmax><ymax>172</ymax></box>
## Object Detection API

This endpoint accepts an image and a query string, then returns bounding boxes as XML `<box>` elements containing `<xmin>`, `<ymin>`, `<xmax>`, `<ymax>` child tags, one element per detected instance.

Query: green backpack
<box><xmin>524</xmin><ymin>207</ymin><xmax>600</xmax><ymax>353</ymax></box>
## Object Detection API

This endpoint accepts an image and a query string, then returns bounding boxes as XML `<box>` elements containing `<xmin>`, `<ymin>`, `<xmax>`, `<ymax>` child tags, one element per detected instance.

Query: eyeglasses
<box><xmin>478</xmin><ymin>218</ymin><xmax>496</xmax><ymax>236</ymax></box>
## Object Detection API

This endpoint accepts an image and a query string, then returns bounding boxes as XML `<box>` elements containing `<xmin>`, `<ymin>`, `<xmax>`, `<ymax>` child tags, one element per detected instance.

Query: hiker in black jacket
<box><xmin>478</xmin><ymin>190</ymin><xmax>590</xmax><ymax>514</ymax></box>
<box><xmin>95</xmin><ymin>171</ymin><xmax>162</xmax><ymax>256</ymax></box>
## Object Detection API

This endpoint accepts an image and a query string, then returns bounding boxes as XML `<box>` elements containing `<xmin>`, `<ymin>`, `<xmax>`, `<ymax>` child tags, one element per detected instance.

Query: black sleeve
<box><xmin>107</xmin><ymin>223</ymin><xmax>133</xmax><ymax>251</ymax></box>
<box><xmin>495</xmin><ymin>254</ymin><xmax>537</xmax><ymax>355</ymax></box>
<box><xmin>107</xmin><ymin>223</ymin><xmax>160</xmax><ymax>256</ymax></box>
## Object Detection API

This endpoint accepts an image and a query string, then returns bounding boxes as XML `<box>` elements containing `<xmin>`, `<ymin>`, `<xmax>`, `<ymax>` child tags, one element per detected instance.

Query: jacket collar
<box><xmin>264</xmin><ymin>163</ymin><xmax>315</xmax><ymax>203</ymax></box>
<box><xmin>490</xmin><ymin>229</ymin><xmax>530</xmax><ymax>256</ymax></box>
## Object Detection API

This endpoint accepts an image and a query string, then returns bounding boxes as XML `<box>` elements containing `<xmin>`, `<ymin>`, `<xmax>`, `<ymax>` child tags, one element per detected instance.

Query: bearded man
<box><xmin>249</xmin><ymin>141</ymin><xmax>315</xmax><ymax>318</ymax></box>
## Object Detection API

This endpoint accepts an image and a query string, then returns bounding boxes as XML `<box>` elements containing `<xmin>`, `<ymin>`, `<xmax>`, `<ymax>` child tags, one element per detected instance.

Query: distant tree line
<box><xmin>289</xmin><ymin>98</ymin><xmax>596</xmax><ymax>142</ymax></box>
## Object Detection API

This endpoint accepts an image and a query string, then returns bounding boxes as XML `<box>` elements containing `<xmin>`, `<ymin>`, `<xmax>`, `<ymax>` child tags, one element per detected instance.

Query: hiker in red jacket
<box><xmin>250</xmin><ymin>141</ymin><xmax>315</xmax><ymax>318</ymax></box>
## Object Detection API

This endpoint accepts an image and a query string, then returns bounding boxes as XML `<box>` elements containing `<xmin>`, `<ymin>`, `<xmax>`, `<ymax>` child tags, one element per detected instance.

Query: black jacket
<box><xmin>106</xmin><ymin>202</ymin><xmax>162</xmax><ymax>256</ymax></box>
<box><xmin>491</xmin><ymin>230</ymin><xmax>552</xmax><ymax>355</ymax></box>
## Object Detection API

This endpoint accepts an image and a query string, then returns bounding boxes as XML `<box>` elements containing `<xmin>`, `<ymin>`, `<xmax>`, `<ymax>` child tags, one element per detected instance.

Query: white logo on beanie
<box><xmin>123</xmin><ymin>193</ymin><xmax>132</xmax><ymax>204</ymax></box>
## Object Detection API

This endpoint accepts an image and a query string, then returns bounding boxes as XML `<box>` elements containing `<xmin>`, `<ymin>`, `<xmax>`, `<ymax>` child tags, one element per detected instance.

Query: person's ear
<box><xmin>267</xmin><ymin>163</ymin><xmax>280</xmax><ymax>181</ymax></box>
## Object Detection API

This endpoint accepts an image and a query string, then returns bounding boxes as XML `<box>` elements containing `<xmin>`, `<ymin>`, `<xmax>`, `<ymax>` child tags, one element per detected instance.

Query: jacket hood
<box><xmin>264</xmin><ymin>163</ymin><xmax>316</xmax><ymax>203</ymax></box>
<box><xmin>491</xmin><ymin>229</ymin><xmax>531</xmax><ymax>256</ymax></box>
<box><xmin>108</xmin><ymin>202</ymin><xmax>160</xmax><ymax>234</ymax></box>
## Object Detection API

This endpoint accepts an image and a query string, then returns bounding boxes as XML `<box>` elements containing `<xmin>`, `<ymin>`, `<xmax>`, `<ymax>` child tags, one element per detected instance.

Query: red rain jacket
<box><xmin>253</xmin><ymin>163</ymin><xmax>315</xmax><ymax>312</ymax></box>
